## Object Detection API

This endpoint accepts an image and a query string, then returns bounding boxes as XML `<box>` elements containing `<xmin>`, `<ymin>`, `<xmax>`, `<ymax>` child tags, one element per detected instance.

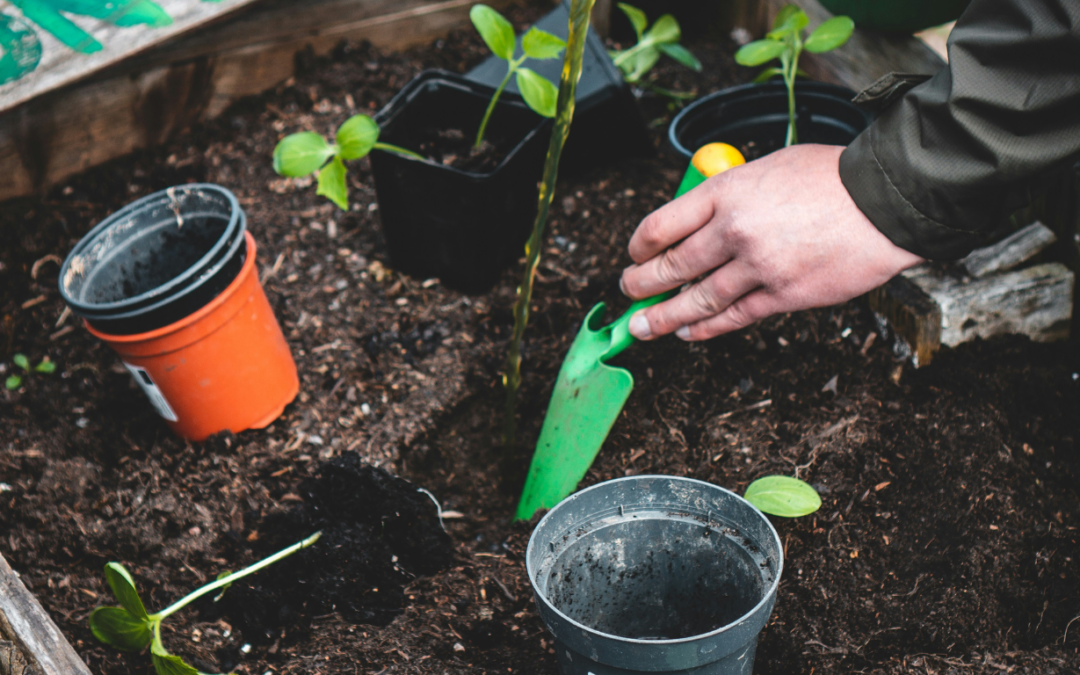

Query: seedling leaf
<box><xmin>470</xmin><ymin>4</ymin><xmax>515</xmax><ymax>60</ymax></box>
<box><xmin>13</xmin><ymin>354</ymin><xmax>29</xmax><ymax>371</ymax></box>
<box><xmin>623</xmin><ymin>45</ymin><xmax>661</xmax><ymax>83</ymax></box>
<box><xmin>272</xmin><ymin>132</ymin><xmax>335</xmax><ymax>177</ymax></box>
<box><xmin>752</xmin><ymin>66</ymin><xmax>784</xmax><ymax>83</ymax></box>
<box><xmin>5</xmin><ymin>375</ymin><xmax>20</xmax><ymax>390</ymax></box>
<box><xmin>521</xmin><ymin>27</ymin><xmax>566</xmax><ymax>60</ymax></box>
<box><xmin>643</xmin><ymin>13</ymin><xmax>679</xmax><ymax>45</ymax></box>
<box><xmin>316</xmin><ymin>156</ymin><xmax>349</xmax><ymax>211</ymax></box>
<box><xmin>772</xmin><ymin>4</ymin><xmax>801</xmax><ymax>31</ymax></box>
<box><xmin>34</xmin><ymin>359</ymin><xmax>56</xmax><ymax>374</ymax></box>
<box><xmin>734</xmin><ymin>39</ymin><xmax>785</xmax><ymax>67</ymax></box>
<box><xmin>150</xmin><ymin>646</ymin><xmax>199</xmax><ymax>675</ymax></box>
<box><xmin>658</xmin><ymin>43</ymin><xmax>701</xmax><ymax>71</ymax></box>
<box><xmin>616</xmin><ymin>2</ymin><xmax>647</xmax><ymax>40</ymax></box>
<box><xmin>89</xmin><ymin>607</ymin><xmax>152</xmax><ymax>652</ymax></box>
<box><xmin>212</xmin><ymin>570</ymin><xmax>232</xmax><ymax>602</ymax></box>
<box><xmin>745</xmin><ymin>476</ymin><xmax>821</xmax><ymax>517</ymax></box>
<box><xmin>105</xmin><ymin>563</ymin><xmax>150</xmax><ymax>619</ymax></box>
<box><xmin>336</xmin><ymin>115</ymin><xmax>379</xmax><ymax>161</ymax></box>
<box><xmin>516</xmin><ymin>68</ymin><xmax>558</xmax><ymax>118</ymax></box>
<box><xmin>768</xmin><ymin>7</ymin><xmax>808</xmax><ymax>39</ymax></box>
<box><xmin>804</xmin><ymin>16</ymin><xmax>854</xmax><ymax>53</ymax></box>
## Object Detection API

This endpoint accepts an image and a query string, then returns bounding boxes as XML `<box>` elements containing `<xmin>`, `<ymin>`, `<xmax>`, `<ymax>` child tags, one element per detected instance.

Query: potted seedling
<box><xmin>669</xmin><ymin>5</ymin><xmax>870</xmax><ymax>161</ymax></box>
<box><xmin>608</xmin><ymin>3</ymin><xmax>702</xmax><ymax>108</ymax></box>
<box><xmin>272</xmin><ymin>4</ymin><xmax>567</xmax><ymax>293</ymax></box>
<box><xmin>89</xmin><ymin>532</ymin><xmax>320</xmax><ymax>675</ymax></box>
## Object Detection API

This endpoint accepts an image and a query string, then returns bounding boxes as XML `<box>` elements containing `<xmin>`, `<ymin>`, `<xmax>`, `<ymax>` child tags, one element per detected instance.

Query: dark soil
<box><xmin>1</xmin><ymin>2</ymin><xmax>1078</xmax><ymax>674</ymax></box>
<box><xmin>413</xmin><ymin>129</ymin><xmax>509</xmax><ymax>174</ymax></box>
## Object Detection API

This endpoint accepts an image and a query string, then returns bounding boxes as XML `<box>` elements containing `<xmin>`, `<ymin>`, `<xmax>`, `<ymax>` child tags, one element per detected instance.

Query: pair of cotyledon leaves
<box><xmin>5</xmin><ymin>353</ymin><xmax>55</xmax><ymax>389</ymax></box>
<box><xmin>745</xmin><ymin>475</ymin><xmax>822</xmax><ymax>518</ymax></box>
<box><xmin>470</xmin><ymin>4</ymin><xmax>565</xmax><ymax>118</ymax></box>
<box><xmin>734</xmin><ymin>4</ymin><xmax>854</xmax><ymax>76</ymax></box>
<box><xmin>611</xmin><ymin>3</ymin><xmax>701</xmax><ymax>83</ymax></box>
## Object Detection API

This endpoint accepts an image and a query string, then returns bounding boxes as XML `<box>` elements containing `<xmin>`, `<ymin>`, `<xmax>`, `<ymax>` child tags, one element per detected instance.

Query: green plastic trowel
<box><xmin>515</xmin><ymin>143</ymin><xmax>745</xmax><ymax>520</ymax></box>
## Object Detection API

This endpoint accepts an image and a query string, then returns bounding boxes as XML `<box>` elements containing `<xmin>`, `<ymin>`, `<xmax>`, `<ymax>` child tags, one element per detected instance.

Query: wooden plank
<box><xmin>868</xmin><ymin>274</ymin><xmax>942</xmax><ymax>367</ymax></box>
<box><xmin>0</xmin><ymin>640</ymin><xmax>35</xmax><ymax>675</ymax></box>
<box><xmin>0</xmin><ymin>552</ymin><xmax>92</xmax><ymax>675</ymax></box>
<box><xmin>960</xmin><ymin>221</ymin><xmax>1056</xmax><ymax>278</ymax></box>
<box><xmin>0</xmin><ymin>0</ymin><xmax>260</xmax><ymax>115</ymax></box>
<box><xmin>0</xmin><ymin>0</ymin><xmax>512</xmax><ymax>202</ymax></box>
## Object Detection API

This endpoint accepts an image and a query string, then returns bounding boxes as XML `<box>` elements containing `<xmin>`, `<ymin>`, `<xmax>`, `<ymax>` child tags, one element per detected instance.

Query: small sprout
<box><xmin>6</xmin><ymin>353</ymin><xmax>56</xmax><ymax>389</ymax></box>
<box><xmin>470</xmin><ymin>4</ymin><xmax>565</xmax><ymax>147</ymax></box>
<box><xmin>744</xmin><ymin>475</ymin><xmax>822</xmax><ymax>517</ymax></box>
<box><xmin>608</xmin><ymin>4</ymin><xmax>700</xmax><ymax>106</ymax></box>
<box><xmin>272</xmin><ymin>115</ymin><xmax>421</xmax><ymax>211</ymax></box>
<box><xmin>90</xmin><ymin>531</ymin><xmax>321</xmax><ymax>675</ymax></box>
<box><xmin>735</xmin><ymin>5</ymin><xmax>853</xmax><ymax>146</ymax></box>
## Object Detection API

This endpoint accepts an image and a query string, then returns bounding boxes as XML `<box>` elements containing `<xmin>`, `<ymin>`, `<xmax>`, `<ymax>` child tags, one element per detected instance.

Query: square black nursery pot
<box><xmin>370</xmin><ymin>70</ymin><xmax>551</xmax><ymax>294</ymax></box>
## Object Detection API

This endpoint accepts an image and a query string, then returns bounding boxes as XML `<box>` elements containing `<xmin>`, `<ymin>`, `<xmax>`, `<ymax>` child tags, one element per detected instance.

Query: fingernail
<box><xmin>629</xmin><ymin>312</ymin><xmax>652</xmax><ymax>339</ymax></box>
<box><xmin>676</xmin><ymin>326</ymin><xmax>691</xmax><ymax>340</ymax></box>
<box><xmin>619</xmin><ymin>275</ymin><xmax>628</xmax><ymax>296</ymax></box>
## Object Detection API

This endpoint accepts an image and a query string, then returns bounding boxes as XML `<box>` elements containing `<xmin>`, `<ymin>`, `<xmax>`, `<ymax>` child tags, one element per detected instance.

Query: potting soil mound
<box><xmin>202</xmin><ymin>456</ymin><xmax>453</xmax><ymax>657</ymax></box>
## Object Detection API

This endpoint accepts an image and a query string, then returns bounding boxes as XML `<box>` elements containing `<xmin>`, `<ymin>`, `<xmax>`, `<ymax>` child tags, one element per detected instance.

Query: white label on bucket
<box><xmin>123</xmin><ymin>363</ymin><xmax>179</xmax><ymax>422</ymax></box>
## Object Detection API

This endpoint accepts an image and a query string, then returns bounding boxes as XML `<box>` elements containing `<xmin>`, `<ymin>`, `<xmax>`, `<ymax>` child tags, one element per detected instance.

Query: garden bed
<box><xmin>1</xmin><ymin>2</ymin><xmax>1078</xmax><ymax>674</ymax></box>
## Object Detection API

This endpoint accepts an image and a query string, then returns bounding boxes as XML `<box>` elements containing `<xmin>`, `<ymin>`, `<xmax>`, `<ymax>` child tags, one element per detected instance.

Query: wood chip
<box><xmin>21</xmin><ymin>294</ymin><xmax>47</xmax><ymax>309</ymax></box>
<box><xmin>49</xmin><ymin>325</ymin><xmax>75</xmax><ymax>341</ymax></box>
<box><xmin>715</xmin><ymin>399</ymin><xmax>772</xmax><ymax>420</ymax></box>
<box><xmin>875</xmin><ymin>481</ymin><xmax>891</xmax><ymax>491</ymax></box>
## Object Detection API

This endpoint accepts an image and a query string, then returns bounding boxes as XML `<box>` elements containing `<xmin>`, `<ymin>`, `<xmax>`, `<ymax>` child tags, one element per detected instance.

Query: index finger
<box><xmin>628</xmin><ymin>183</ymin><xmax>716</xmax><ymax>264</ymax></box>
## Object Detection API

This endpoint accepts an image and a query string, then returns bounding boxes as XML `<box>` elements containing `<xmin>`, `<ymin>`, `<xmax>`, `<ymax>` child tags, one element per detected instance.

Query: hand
<box><xmin>619</xmin><ymin>144</ymin><xmax>924</xmax><ymax>341</ymax></box>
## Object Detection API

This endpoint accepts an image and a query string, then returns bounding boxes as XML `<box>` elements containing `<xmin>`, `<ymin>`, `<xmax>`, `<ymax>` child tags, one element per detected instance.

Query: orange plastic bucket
<box><xmin>86</xmin><ymin>232</ymin><xmax>298</xmax><ymax>440</ymax></box>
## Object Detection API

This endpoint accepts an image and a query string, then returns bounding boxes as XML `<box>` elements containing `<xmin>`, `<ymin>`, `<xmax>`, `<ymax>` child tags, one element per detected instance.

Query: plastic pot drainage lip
<box><xmin>526</xmin><ymin>476</ymin><xmax>783</xmax><ymax>675</ymax></box>
<box><xmin>59</xmin><ymin>184</ymin><xmax>247</xmax><ymax>335</ymax></box>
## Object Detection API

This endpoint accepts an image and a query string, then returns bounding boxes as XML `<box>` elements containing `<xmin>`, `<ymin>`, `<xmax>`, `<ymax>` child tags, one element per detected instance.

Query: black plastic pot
<box><xmin>527</xmin><ymin>476</ymin><xmax>783</xmax><ymax>675</ymax></box>
<box><xmin>371</xmin><ymin>70</ymin><xmax>551</xmax><ymax>294</ymax></box>
<box><xmin>669</xmin><ymin>81</ymin><xmax>872</xmax><ymax>161</ymax></box>
<box><xmin>465</xmin><ymin>0</ymin><xmax>652</xmax><ymax>172</ymax></box>
<box><xmin>59</xmin><ymin>184</ymin><xmax>247</xmax><ymax>335</ymax></box>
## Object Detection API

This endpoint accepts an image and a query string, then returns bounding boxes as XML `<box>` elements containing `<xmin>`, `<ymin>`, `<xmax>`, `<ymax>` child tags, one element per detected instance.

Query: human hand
<box><xmin>619</xmin><ymin>144</ymin><xmax>924</xmax><ymax>341</ymax></box>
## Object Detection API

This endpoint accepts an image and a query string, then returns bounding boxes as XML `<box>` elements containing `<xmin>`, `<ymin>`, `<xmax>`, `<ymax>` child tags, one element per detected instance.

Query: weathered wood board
<box><xmin>0</xmin><ymin>0</ymin><xmax>260</xmax><ymax>114</ymax></box>
<box><xmin>960</xmin><ymin>221</ymin><xmax>1056</xmax><ymax>278</ymax></box>
<box><xmin>0</xmin><ymin>551</ymin><xmax>92</xmax><ymax>675</ymax></box>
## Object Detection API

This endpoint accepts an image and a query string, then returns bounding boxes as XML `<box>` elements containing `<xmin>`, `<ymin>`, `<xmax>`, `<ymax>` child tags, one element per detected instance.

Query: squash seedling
<box><xmin>734</xmin><ymin>5</ymin><xmax>853</xmax><ymax>146</ymax></box>
<box><xmin>89</xmin><ymin>531</ymin><xmax>321</xmax><ymax>675</ymax></box>
<box><xmin>609</xmin><ymin>3</ymin><xmax>701</xmax><ymax>103</ymax></box>
<box><xmin>272</xmin><ymin>115</ymin><xmax>422</xmax><ymax>211</ymax></box>
<box><xmin>5</xmin><ymin>353</ymin><xmax>55</xmax><ymax>390</ymax></box>
<box><xmin>470</xmin><ymin>4</ymin><xmax>566</xmax><ymax>148</ymax></box>
<box><xmin>744</xmin><ymin>475</ymin><xmax>821</xmax><ymax>517</ymax></box>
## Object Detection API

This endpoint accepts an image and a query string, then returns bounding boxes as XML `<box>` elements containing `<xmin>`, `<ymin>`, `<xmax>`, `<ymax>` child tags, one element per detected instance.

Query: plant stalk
<box><xmin>373</xmin><ymin>142</ymin><xmax>424</xmax><ymax>160</ymax></box>
<box><xmin>153</xmin><ymin>531</ymin><xmax>321</xmax><ymax>620</ymax></box>
<box><xmin>475</xmin><ymin>56</ymin><xmax>525</xmax><ymax>148</ymax></box>
<box><xmin>502</xmin><ymin>0</ymin><xmax>596</xmax><ymax>453</ymax></box>
<box><xmin>784</xmin><ymin>35</ymin><xmax>802</xmax><ymax>147</ymax></box>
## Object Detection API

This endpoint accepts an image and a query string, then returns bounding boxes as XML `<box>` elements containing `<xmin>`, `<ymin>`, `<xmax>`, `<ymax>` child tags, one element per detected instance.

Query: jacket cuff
<box><xmin>839</xmin><ymin>126</ymin><xmax>982</xmax><ymax>260</ymax></box>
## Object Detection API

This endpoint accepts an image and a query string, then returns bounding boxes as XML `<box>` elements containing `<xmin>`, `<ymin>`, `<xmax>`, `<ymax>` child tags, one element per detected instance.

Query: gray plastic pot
<box><xmin>526</xmin><ymin>476</ymin><xmax>783</xmax><ymax>675</ymax></box>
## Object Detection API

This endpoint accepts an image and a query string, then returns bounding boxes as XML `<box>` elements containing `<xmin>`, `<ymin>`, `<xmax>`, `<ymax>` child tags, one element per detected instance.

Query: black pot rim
<box><xmin>668</xmin><ymin>80</ymin><xmax>866</xmax><ymax>159</ymax></box>
<box><xmin>374</xmin><ymin>69</ymin><xmax>552</xmax><ymax>180</ymax></box>
<box><xmin>59</xmin><ymin>184</ymin><xmax>243</xmax><ymax>315</ymax></box>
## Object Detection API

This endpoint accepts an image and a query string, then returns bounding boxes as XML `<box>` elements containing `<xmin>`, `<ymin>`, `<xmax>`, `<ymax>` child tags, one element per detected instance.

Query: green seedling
<box><xmin>5</xmin><ymin>353</ymin><xmax>55</xmax><ymax>390</ymax></box>
<box><xmin>734</xmin><ymin>5</ymin><xmax>853</xmax><ymax>146</ymax></box>
<box><xmin>609</xmin><ymin>3</ymin><xmax>701</xmax><ymax>94</ymax></box>
<box><xmin>744</xmin><ymin>475</ymin><xmax>821</xmax><ymax>517</ymax></box>
<box><xmin>272</xmin><ymin>114</ymin><xmax>422</xmax><ymax>211</ymax></box>
<box><xmin>470</xmin><ymin>4</ymin><xmax>566</xmax><ymax>148</ymax></box>
<box><xmin>89</xmin><ymin>531</ymin><xmax>321</xmax><ymax>675</ymax></box>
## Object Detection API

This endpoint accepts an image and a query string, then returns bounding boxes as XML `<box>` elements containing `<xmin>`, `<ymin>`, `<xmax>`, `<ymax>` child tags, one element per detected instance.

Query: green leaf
<box><xmin>744</xmin><ymin>476</ymin><xmax>822</xmax><ymax>518</ymax></box>
<box><xmin>521</xmin><ymin>27</ymin><xmax>566</xmax><ymax>60</ymax></box>
<box><xmin>734</xmin><ymin>39</ymin><xmax>785</xmax><ymax>67</ymax></box>
<box><xmin>515</xmin><ymin>68</ymin><xmax>558</xmax><ymax>118</ymax></box>
<box><xmin>752</xmin><ymin>66</ymin><xmax>785</xmax><ymax>83</ymax></box>
<box><xmin>316</xmin><ymin>155</ymin><xmax>349</xmax><ymax>211</ymax></box>
<box><xmin>34</xmin><ymin>359</ymin><xmax>55</xmax><ymax>374</ymax></box>
<box><xmin>470</xmin><ymin>4</ymin><xmax>515</xmax><ymax>61</ymax></box>
<box><xmin>643</xmin><ymin>14</ymin><xmax>679</xmax><ymax>45</ymax></box>
<box><xmin>213</xmin><ymin>570</ymin><xmax>232</xmax><ymax>602</ymax></box>
<box><xmin>658</xmin><ymin>43</ymin><xmax>701</xmax><ymax>71</ymax></box>
<box><xmin>616</xmin><ymin>2</ymin><xmax>647</xmax><ymax>40</ymax></box>
<box><xmin>768</xmin><ymin>6</ymin><xmax>808</xmax><ymax>38</ymax></box>
<box><xmin>272</xmin><ymin>132</ymin><xmax>334</xmax><ymax>177</ymax></box>
<box><xmin>804</xmin><ymin>15</ymin><xmax>854</xmax><ymax>53</ymax></box>
<box><xmin>772</xmin><ymin>4</ymin><xmax>801</xmax><ymax>31</ymax></box>
<box><xmin>89</xmin><ymin>607</ymin><xmax>153</xmax><ymax>652</ymax></box>
<box><xmin>12</xmin><ymin>354</ymin><xmax>29</xmax><ymax>371</ymax></box>
<box><xmin>623</xmin><ymin>45</ymin><xmax>661</xmax><ymax>83</ymax></box>
<box><xmin>104</xmin><ymin>563</ymin><xmax>150</xmax><ymax>620</ymax></box>
<box><xmin>5</xmin><ymin>375</ymin><xmax>21</xmax><ymax>390</ymax></box>
<box><xmin>335</xmin><ymin>114</ymin><xmax>379</xmax><ymax>161</ymax></box>
<box><xmin>151</xmin><ymin>649</ymin><xmax>199</xmax><ymax>675</ymax></box>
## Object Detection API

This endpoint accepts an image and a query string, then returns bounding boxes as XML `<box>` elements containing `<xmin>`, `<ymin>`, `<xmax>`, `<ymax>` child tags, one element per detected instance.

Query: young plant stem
<box><xmin>784</xmin><ymin>33</ymin><xmax>802</xmax><ymax>147</ymax></box>
<box><xmin>475</xmin><ymin>55</ymin><xmax>526</xmax><ymax>148</ymax></box>
<box><xmin>502</xmin><ymin>0</ymin><xmax>596</xmax><ymax>454</ymax></box>
<box><xmin>373</xmin><ymin>142</ymin><xmax>424</xmax><ymax>160</ymax></box>
<box><xmin>153</xmin><ymin>531</ymin><xmax>321</xmax><ymax>621</ymax></box>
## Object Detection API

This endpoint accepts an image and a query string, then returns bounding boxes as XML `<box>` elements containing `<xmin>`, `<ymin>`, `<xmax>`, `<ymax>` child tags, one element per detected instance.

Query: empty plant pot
<box><xmin>527</xmin><ymin>476</ymin><xmax>782</xmax><ymax>675</ymax></box>
<box><xmin>669</xmin><ymin>81</ymin><xmax>871</xmax><ymax>161</ymax></box>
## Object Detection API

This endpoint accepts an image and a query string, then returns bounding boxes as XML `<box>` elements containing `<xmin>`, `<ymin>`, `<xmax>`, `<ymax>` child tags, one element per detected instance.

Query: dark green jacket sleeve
<box><xmin>839</xmin><ymin>0</ymin><xmax>1080</xmax><ymax>260</ymax></box>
